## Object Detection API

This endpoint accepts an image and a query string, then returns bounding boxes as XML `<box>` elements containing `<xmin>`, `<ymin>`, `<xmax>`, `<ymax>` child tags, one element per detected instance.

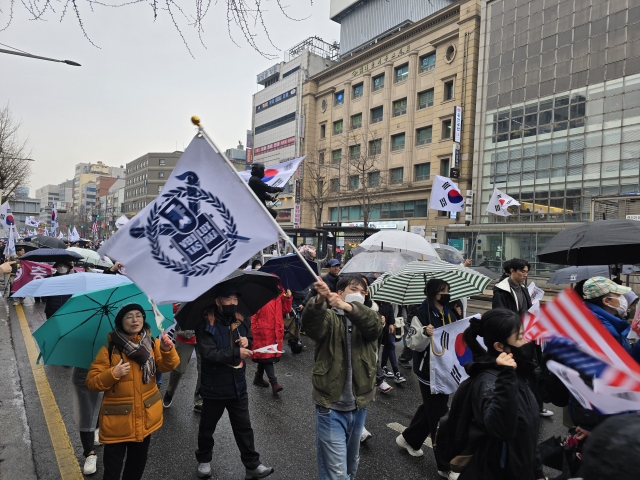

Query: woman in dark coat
<box><xmin>396</xmin><ymin>279</ymin><xmax>459</xmax><ymax>475</ymax></box>
<box><xmin>44</xmin><ymin>260</ymin><xmax>76</xmax><ymax>319</ymax></box>
<box><xmin>458</xmin><ymin>309</ymin><xmax>544</xmax><ymax>480</ymax></box>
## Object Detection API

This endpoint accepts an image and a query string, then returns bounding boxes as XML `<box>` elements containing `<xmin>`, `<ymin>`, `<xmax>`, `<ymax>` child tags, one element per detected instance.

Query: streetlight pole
<box><xmin>309</xmin><ymin>161</ymin><xmax>341</xmax><ymax>223</ymax></box>
<box><xmin>0</xmin><ymin>48</ymin><xmax>81</xmax><ymax>66</ymax></box>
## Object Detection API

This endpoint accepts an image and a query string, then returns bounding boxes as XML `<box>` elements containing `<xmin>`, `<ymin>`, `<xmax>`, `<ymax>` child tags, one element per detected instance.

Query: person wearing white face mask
<box><xmin>583</xmin><ymin>276</ymin><xmax>633</xmax><ymax>351</ymax></box>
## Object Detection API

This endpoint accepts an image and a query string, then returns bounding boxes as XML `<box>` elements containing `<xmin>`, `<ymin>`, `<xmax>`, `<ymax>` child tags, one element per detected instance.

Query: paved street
<box><xmin>4</xmin><ymin>298</ymin><xmax>566</xmax><ymax>480</ymax></box>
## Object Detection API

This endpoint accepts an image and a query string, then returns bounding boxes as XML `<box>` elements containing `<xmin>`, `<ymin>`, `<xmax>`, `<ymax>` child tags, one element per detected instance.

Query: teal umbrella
<box><xmin>33</xmin><ymin>283</ymin><xmax>174</xmax><ymax>368</ymax></box>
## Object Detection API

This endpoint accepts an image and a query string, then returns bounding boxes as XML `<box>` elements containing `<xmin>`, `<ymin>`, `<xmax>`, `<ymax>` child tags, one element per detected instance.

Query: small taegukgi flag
<box><xmin>428</xmin><ymin>175</ymin><xmax>465</xmax><ymax>212</ymax></box>
<box><xmin>486</xmin><ymin>188</ymin><xmax>520</xmax><ymax>216</ymax></box>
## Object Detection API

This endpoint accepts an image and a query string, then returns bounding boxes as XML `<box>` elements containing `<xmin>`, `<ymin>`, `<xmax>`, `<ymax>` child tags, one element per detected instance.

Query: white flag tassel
<box><xmin>98</xmin><ymin>118</ymin><xmax>318</xmax><ymax>304</ymax></box>
<box><xmin>486</xmin><ymin>188</ymin><xmax>520</xmax><ymax>217</ymax></box>
<box><xmin>428</xmin><ymin>175</ymin><xmax>465</xmax><ymax>213</ymax></box>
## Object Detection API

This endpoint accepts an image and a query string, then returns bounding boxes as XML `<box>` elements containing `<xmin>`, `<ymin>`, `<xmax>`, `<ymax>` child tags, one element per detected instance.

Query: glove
<box><xmin>276</xmin><ymin>187</ymin><xmax>285</xmax><ymax>193</ymax></box>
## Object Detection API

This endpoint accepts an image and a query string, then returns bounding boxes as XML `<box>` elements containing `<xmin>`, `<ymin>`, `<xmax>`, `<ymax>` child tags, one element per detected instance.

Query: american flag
<box><xmin>525</xmin><ymin>288</ymin><xmax>640</xmax><ymax>392</ymax></box>
<box><xmin>92</xmin><ymin>220</ymin><xmax>98</xmax><ymax>236</ymax></box>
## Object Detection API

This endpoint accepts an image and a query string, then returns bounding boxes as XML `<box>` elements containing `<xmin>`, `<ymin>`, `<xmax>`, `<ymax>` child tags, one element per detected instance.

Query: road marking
<box><xmin>387</xmin><ymin>422</ymin><xmax>433</xmax><ymax>448</ymax></box>
<box><xmin>15</xmin><ymin>305</ymin><xmax>83</xmax><ymax>479</ymax></box>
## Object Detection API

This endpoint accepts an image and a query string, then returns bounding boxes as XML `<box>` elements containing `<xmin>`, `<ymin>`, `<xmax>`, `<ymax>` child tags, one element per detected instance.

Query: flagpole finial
<box><xmin>191</xmin><ymin>116</ymin><xmax>201</xmax><ymax>126</ymax></box>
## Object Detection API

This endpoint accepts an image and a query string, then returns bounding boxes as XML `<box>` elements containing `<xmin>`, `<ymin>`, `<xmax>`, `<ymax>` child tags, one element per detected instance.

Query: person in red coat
<box><xmin>252</xmin><ymin>278</ymin><xmax>293</xmax><ymax>393</ymax></box>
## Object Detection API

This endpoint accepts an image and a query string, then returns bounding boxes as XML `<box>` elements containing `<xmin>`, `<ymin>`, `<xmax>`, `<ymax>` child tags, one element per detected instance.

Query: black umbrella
<box><xmin>175</xmin><ymin>270</ymin><xmax>281</xmax><ymax>331</ymax></box>
<box><xmin>537</xmin><ymin>219</ymin><xmax>640</xmax><ymax>266</ymax></box>
<box><xmin>15</xmin><ymin>242</ymin><xmax>40</xmax><ymax>253</ymax></box>
<box><xmin>547</xmin><ymin>264</ymin><xmax>640</xmax><ymax>285</ymax></box>
<box><xmin>20</xmin><ymin>248</ymin><xmax>84</xmax><ymax>264</ymax></box>
<box><xmin>33</xmin><ymin>235</ymin><xmax>68</xmax><ymax>249</ymax></box>
<box><xmin>467</xmin><ymin>266</ymin><xmax>501</xmax><ymax>280</ymax></box>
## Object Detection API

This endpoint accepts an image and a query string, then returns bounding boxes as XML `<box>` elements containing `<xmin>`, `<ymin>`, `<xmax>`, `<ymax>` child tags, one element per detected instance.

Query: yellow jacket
<box><xmin>86</xmin><ymin>332</ymin><xmax>180</xmax><ymax>444</ymax></box>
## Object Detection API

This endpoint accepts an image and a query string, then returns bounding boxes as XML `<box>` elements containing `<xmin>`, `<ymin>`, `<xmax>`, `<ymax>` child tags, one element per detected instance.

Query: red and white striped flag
<box><xmin>92</xmin><ymin>220</ymin><xmax>98</xmax><ymax>236</ymax></box>
<box><xmin>527</xmin><ymin>288</ymin><xmax>640</xmax><ymax>391</ymax></box>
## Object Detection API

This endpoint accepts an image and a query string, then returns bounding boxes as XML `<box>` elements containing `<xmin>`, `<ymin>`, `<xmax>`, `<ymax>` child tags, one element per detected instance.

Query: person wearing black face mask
<box><xmin>454</xmin><ymin>308</ymin><xmax>544</xmax><ymax>480</ymax></box>
<box><xmin>194</xmin><ymin>287</ymin><xmax>274</xmax><ymax>479</ymax></box>
<box><xmin>397</xmin><ymin>279</ymin><xmax>459</xmax><ymax>475</ymax></box>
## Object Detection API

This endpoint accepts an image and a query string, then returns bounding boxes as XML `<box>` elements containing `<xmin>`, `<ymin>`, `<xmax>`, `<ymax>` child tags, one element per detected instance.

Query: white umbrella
<box><xmin>67</xmin><ymin>247</ymin><xmax>114</xmax><ymax>267</ymax></box>
<box><xmin>358</xmin><ymin>230</ymin><xmax>439</xmax><ymax>261</ymax></box>
<box><xmin>12</xmin><ymin>272</ymin><xmax>132</xmax><ymax>297</ymax></box>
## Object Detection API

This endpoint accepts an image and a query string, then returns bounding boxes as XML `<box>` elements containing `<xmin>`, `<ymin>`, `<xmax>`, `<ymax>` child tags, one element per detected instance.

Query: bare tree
<box><xmin>1</xmin><ymin>0</ymin><xmax>313</xmax><ymax>58</ymax></box>
<box><xmin>0</xmin><ymin>104</ymin><xmax>32</xmax><ymax>202</ymax></box>
<box><xmin>302</xmin><ymin>152</ymin><xmax>338</xmax><ymax>227</ymax></box>
<box><xmin>339</xmin><ymin>126</ymin><xmax>396</xmax><ymax>226</ymax></box>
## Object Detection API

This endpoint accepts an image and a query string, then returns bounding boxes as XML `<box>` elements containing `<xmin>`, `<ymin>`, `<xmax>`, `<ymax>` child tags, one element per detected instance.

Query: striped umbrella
<box><xmin>369</xmin><ymin>260</ymin><xmax>492</xmax><ymax>305</ymax></box>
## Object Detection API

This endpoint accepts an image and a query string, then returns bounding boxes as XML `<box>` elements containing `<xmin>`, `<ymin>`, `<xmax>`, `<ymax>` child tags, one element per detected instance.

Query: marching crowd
<box><xmin>2</xmin><ymin>242</ymin><xmax>640</xmax><ymax>480</ymax></box>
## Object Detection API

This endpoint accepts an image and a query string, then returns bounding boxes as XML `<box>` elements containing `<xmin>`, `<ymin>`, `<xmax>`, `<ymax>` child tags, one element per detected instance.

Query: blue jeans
<box><xmin>315</xmin><ymin>405</ymin><xmax>367</xmax><ymax>480</ymax></box>
<box><xmin>381</xmin><ymin>332</ymin><xmax>397</xmax><ymax>370</ymax></box>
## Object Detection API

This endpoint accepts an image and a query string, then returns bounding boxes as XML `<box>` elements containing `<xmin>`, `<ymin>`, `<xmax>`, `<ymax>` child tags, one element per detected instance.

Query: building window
<box><xmin>441</xmin><ymin>158</ymin><xmax>450</xmax><ymax>176</ymax></box>
<box><xmin>442</xmin><ymin>119</ymin><xmax>452</xmax><ymax>139</ymax></box>
<box><xmin>330</xmin><ymin>178</ymin><xmax>340</xmax><ymax>192</ymax></box>
<box><xmin>417</xmin><ymin>126</ymin><xmax>433</xmax><ymax>145</ymax></box>
<box><xmin>371</xmin><ymin>106</ymin><xmax>383</xmax><ymax>124</ymax></box>
<box><xmin>368</xmin><ymin>171</ymin><xmax>380</xmax><ymax>187</ymax></box>
<box><xmin>444</xmin><ymin>80</ymin><xmax>454</xmax><ymax>101</ymax></box>
<box><xmin>349</xmin><ymin>175</ymin><xmax>359</xmax><ymax>190</ymax></box>
<box><xmin>334</xmin><ymin>120</ymin><xmax>343</xmax><ymax>135</ymax></box>
<box><xmin>373</xmin><ymin>74</ymin><xmax>385</xmax><ymax>91</ymax></box>
<box><xmin>390</xmin><ymin>167</ymin><xmax>404</xmax><ymax>184</ymax></box>
<box><xmin>393</xmin><ymin>98</ymin><xmax>407</xmax><ymax>117</ymax></box>
<box><xmin>420</xmin><ymin>52</ymin><xmax>436</xmax><ymax>72</ymax></box>
<box><xmin>320</xmin><ymin>124</ymin><xmax>326</xmax><ymax>138</ymax></box>
<box><xmin>369</xmin><ymin>139</ymin><xmax>382</xmax><ymax>155</ymax></box>
<box><xmin>351</xmin><ymin>113</ymin><xmax>362</xmax><ymax>130</ymax></box>
<box><xmin>349</xmin><ymin>144</ymin><xmax>361</xmax><ymax>159</ymax></box>
<box><xmin>332</xmin><ymin>149</ymin><xmax>342</xmax><ymax>164</ymax></box>
<box><xmin>318</xmin><ymin>152</ymin><xmax>325</xmax><ymax>164</ymax></box>
<box><xmin>391</xmin><ymin>133</ymin><xmax>405</xmax><ymax>151</ymax></box>
<box><xmin>159</xmin><ymin>172</ymin><xmax>165</xmax><ymax>178</ymax></box>
<box><xmin>158</xmin><ymin>185</ymin><xmax>163</xmax><ymax>193</ymax></box>
<box><xmin>418</xmin><ymin>90</ymin><xmax>434</xmax><ymax>109</ymax></box>
<box><xmin>395</xmin><ymin>64</ymin><xmax>409</xmax><ymax>83</ymax></box>
<box><xmin>159</xmin><ymin>159</ymin><xmax>165</xmax><ymax>165</ymax></box>
<box><xmin>415</xmin><ymin>163</ymin><xmax>431</xmax><ymax>181</ymax></box>
<box><xmin>335</xmin><ymin>91</ymin><xmax>344</xmax><ymax>105</ymax></box>
<box><xmin>353</xmin><ymin>83</ymin><xmax>363</xmax><ymax>99</ymax></box>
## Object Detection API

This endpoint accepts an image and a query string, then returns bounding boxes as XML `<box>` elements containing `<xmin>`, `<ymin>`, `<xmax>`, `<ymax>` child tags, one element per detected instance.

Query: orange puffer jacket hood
<box><xmin>86</xmin><ymin>331</ymin><xmax>180</xmax><ymax>444</ymax></box>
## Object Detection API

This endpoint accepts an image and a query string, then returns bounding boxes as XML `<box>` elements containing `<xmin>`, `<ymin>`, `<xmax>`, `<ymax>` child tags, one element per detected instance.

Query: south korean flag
<box><xmin>429</xmin><ymin>175</ymin><xmax>465</xmax><ymax>212</ymax></box>
<box><xmin>486</xmin><ymin>188</ymin><xmax>520</xmax><ymax>216</ymax></box>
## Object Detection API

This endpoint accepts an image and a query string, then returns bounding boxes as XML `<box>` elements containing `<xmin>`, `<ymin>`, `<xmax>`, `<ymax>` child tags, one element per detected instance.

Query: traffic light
<box><xmin>81</xmin><ymin>226</ymin><xmax>83</xmax><ymax>228</ymax></box>
<box><xmin>97</xmin><ymin>214</ymin><xmax>100</xmax><ymax>218</ymax></box>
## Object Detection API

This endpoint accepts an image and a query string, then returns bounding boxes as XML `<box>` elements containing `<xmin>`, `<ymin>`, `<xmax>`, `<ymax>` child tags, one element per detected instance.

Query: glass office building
<box><xmin>453</xmin><ymin>0</ymin><xmax>640</xmax><ymax>268</ymax></box>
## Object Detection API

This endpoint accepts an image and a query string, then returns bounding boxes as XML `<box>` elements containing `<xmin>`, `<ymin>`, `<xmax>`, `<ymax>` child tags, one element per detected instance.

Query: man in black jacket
<box><xmin>303</xmin><ymin>259</ymin><xmax>341</xmax><ymax>304</ymax></box>
<box><xmin>248</xmin><ymin>163</ymin><xmax>284</xmax><ymax>219</ymax></box>
<box><xmin>194</xmin><ymin>287</ymin><xmax>273</xmax><ymax>479</ymax></box>
<box><xmin>491</xmin><ymin>258</ymin><xmax>532</xmax><ymax>316</ymax></box>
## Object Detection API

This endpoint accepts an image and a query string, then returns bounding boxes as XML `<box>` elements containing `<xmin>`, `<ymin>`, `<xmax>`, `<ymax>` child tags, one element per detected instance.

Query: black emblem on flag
<box><xmin>442</xmin><ymin>182</ymin><xmax>451</xmax><ymax>190</ymax></box>
<box><xmin>450</xmin><ymin>365</ymin><xmax>462</xmax><ymax>385</ymax></box>
<box><xmin>439</xmin><ymin>198</ymin><xmax>448</xmax><ymax>208</ymax></box>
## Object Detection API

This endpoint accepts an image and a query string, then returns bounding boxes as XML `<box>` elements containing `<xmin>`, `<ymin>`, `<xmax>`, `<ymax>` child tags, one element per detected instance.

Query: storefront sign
<box><xmin>254</xmin><ymin>136</ymin><xmax>295</xmax><ymax>156</ymax></box>
<box><xmin>454</xmin><ymin>106</ymin><xmax>462</xmax><ymax>143</ymax></box>
<box><xmin>276</xmin><ymin>209</ymin><xmax>292</xmax><ymax>223</ymax></box>
<box><xmin>294</xmin><ymin>204</ymin><xmax>301</xmax><ymax>224</ymax></box>
<box><xmin>453</xmin><ymin>143</ymin><xmax>460</xmax><ymax>167</ymax></box>
<box><xmin>255</xmin><ymin>88</ymin><xmax>297</xmax><ymax>113</ymax></box>
<box><xmin>351</xmin><ymin>44</ymin><xmax>411</xmax><ymax>78</ymax></box>
<box><xmin>295</xmin><ymin>179</ymin><xmax>301</xmax><ymax>203</ymax></box>
<box><xmin>257</xmin><ymin>64</ymin><xmax>280</xmax><ymax>83</ymax></box>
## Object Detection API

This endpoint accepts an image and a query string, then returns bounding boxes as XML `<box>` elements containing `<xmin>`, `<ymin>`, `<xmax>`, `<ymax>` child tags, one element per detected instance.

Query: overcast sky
<box><xmin>1</xmin><ymin>0</ymin><xmax>340</xmax><ymax>193</ymax></box>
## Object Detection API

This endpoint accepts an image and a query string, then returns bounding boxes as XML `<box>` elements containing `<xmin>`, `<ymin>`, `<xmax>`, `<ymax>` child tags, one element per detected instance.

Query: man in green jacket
<box><xmin>302</xmin><ymin>274</ymin><xmax>383</xmax><ymax>480</ymax></box>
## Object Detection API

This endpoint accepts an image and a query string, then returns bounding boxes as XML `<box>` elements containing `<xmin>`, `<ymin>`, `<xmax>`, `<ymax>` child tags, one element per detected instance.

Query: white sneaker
<box><xmin>382</xmin><ymin>366</ymin><xmax>394</xmax><ymax>378</ymax></box>
<box><xmin>360</xmin><ymin>426</ymin><xmax>373</xmax><ymax>443</ymax></box>
<box><xmin>449</xmin><ymin>472</ymin><xmax>460</xmax><ymax>480</ymax></box>
<box><xmin>379</xmin><ymin>380</ymin><xmax>393</xmax><ymax>393</ymax></box>
<box><xmin>83</xmin><ymin>454</ymin><xmax>97</xmax><ymax>475</ymax></box>
<box><xmin>438</xmin><ymin>471</ymin><xmax>449</xmax><ymax>478</ymax></box>
<box><xmin>540</xmin><ymin>408</ymin><xmax>554</xmax><ymax>417</ymax></box>
<box><xmin>94</xmin><ymin>429</ymin><xmax>101</xmax><ymax>446</ymax></box>
<box><xmin>395</xmin><ymin>433</ymin><xmax>424</xmax><ymax>457</ymax></box>
<box><xmin>197</xmin><ymin>462</ymin><xmax>212</xmax><ymax>478</ymax></box>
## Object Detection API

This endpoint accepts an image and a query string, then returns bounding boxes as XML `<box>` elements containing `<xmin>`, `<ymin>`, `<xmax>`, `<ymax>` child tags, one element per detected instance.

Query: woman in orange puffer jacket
<box><xmin>86</xmin><ymin>303</ymin><xmax>180</xmax><ymax>480</ymax></box>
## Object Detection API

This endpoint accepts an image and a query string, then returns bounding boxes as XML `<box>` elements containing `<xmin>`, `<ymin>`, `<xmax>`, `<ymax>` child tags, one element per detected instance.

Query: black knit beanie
<box><xmin>114</xmin><ymin>303</ymin><xmax>146</xmax><ymax>331</ymax></box>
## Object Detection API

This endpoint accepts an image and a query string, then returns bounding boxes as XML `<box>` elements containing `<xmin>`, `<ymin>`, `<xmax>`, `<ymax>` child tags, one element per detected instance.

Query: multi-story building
<box><xmin>225</xmin><ymin>142</ymin><xmax>248</xmax><ymax>171</ymax></box>
<box><xmin>251</xmin><ymin>37</ymin><xmax>340</xmax><ymax>226</ymax></box>
<box><xmin>105</xmin><ymin>179</ymin><xmax>125</xmax><ymax>232</ymax></box>
<box><xmin>58</xmin><ymin>180</ymin><xmax>74</xmax><ymax>210</ymax></box>
<box><xmin>124</xmin><ymin>152</ymin><xmax>182</xmax><ymax>217</ymax></box>
<box><xmin>300</xmin><ymin>0</ymin><xmax>479</xmax><ymax>240</ymax></box>
<box><xmin>10</xmin><ymin>195</ymin><xmax>41</xmax><ymax>230</ymax></box>
<box><xmin>35</xmin><ymin>184</ymin><xmax>60</xmax><ymax>224</ymax></box>
<box><xmin>442</xmin><ymin>0</ymin><xmax>640</xmax><ymax>274</ymax></box>
<box><xmin>79</xmin><ymin>183</ymin><xmax>97</xmax><ymax>217</ymax></box>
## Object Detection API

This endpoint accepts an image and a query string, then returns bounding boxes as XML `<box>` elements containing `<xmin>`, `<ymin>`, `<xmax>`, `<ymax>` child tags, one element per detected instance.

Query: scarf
<box><xmin>112</xmin><ymin>328</ymin><xmax>156</xmax><ymax>384</ymax></box>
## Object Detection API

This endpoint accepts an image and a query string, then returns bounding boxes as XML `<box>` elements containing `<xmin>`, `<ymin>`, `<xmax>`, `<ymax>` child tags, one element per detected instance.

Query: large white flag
<box><xmin>486</xmin><ymin>188</ymin><xmax>520</xmax><ymax>216</ymax></box>
<box><xmin>3</xmin><ymin>228</ymin><xmax>16</xmax><ymax>258</ymax></box>
<box><xmin>238</xmin><ymin>156</ymin><xmax>305</xmax><ymax>189</ymax></box>
<box><xmin>57</xmin><ymin>231</ymin><xmax>65</xmax><ymax>239</ymax></box>
<box><xmin>99</xmin><ymin>133</ymin><xmax>282</xmax><ymax>303</ymax></box>
<box><xmin>429</xmin><ymin>175</ymin><xmax>465</xmax><ymax>212</ymax></box>
<box><xmin>429</xmin><ymin>314</ymin><xmax>481</xmax><ymax>394</ymax></box>
<box><xmin>115</xmin><ymin>215</ymin><xmax>129</xmax><ymax>229</ymax></box>
<box><xmin>71</xmin><ymin>227</ymin><xmax>80</xmax><ymax>241</ymax></box>
<box><xmin>0</xmin><ymin>202</ymin><xmax>16</xmax><ymax>235</ymax></box>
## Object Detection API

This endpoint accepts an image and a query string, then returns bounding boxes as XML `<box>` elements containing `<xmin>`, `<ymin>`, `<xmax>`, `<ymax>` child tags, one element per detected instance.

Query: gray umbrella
<box><xmin>340</xmin><ymin>250</ymin><xmax>416</xmax><ymax>274</ymax></box>
<box><xmin>537</xmin><ymin>219</ymin><xmax>640</xmax><ymax>265</ymax></box>
<box><xmin>548</xmin><ymin>265</ymin><xmax>640</xmax><ymax>285</ymax></box>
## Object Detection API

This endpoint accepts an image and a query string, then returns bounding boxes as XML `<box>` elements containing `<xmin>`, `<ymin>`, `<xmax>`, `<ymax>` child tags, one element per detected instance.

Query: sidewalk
<box><xmin>0</xmin><ymin>295</ymin><xmax>37</xmax><ymax>480</ymax></box>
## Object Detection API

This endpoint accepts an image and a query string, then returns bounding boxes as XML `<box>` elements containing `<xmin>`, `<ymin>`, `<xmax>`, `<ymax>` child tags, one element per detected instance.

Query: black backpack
<box><xmin>434</xmin><ymin>368</ymin><xmax>498</xmax><ymax>474</ymax></box>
